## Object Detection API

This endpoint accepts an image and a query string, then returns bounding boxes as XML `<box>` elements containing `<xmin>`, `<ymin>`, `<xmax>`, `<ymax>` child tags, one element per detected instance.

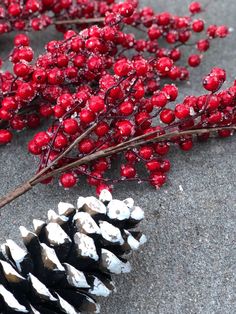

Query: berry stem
<box><xmin>54</xmin><ymin>17</ymin><xmax>105</xmax><ymax>25</ymax></box>
<box><xmin>0</xmin><ymin>125</ymin><xmax>235</xmax><ymax>210</ymax></box>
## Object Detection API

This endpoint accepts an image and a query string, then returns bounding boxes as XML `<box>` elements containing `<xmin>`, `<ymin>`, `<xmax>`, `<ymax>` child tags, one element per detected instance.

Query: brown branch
<box><xmin>54</xmin><ymin>17</ymin><xmax>105</xmax><ymax>25</ymax></box>
<box><xmin>0</xmin><ymin>125</ymin><xmax>235</xmax><ymax>209</ymax></box>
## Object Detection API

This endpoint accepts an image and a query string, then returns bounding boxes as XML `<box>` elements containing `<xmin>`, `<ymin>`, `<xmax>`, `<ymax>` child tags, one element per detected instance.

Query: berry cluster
<box><xmin>31</xmin><ymin>66</ymin><xmax>236</xmax><ymax>193</ymax></box>
<box><xmin>0</xmin><ymin>0</ymin><xmax>114</xmax><ymax>34</ymax></box>
<box><xmin>0</xmin><ymin>0</ymin><xmax>233</xmax><ymax>194</ymax></box>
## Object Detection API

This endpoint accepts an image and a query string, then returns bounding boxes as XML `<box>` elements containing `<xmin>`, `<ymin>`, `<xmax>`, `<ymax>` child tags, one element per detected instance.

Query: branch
<box><xmin>0</xmin><ymin>125</ymin><xmax>235</xmax><ymax>210</ymax></box>
<box><xmin>54</xmin><ymin>17</ymin><xmax>105</xmax><ymax>25</ymax></box>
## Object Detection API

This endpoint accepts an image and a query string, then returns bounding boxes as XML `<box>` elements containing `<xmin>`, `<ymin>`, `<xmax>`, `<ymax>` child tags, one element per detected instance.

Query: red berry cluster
<box><xmin>31</xmin><ymin>65</ymin><xmax>236</xmax><ymax>193</ymax></box>
<box><xmin>0</xmin><ymin>1</ymin><xmax>233</xmax><ymax>193</ymax></box>
<box><xmin>0</xmin><ymin>0</ymin><xmax>114</xmax><ymax>34</ymax></box>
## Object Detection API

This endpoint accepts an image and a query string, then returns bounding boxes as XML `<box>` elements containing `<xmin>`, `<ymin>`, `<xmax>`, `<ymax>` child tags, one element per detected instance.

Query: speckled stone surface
<box><xmin>0</xmin><ymin>0</ymin><xmax>235</xmax><ymax>313</ymax></box>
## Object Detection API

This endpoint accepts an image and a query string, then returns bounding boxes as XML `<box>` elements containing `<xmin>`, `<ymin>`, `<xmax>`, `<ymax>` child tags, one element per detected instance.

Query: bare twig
<box><xmin>54</xmin><ymin>17</ymin><xmax>105</xmax><ymax>25</ymax></box>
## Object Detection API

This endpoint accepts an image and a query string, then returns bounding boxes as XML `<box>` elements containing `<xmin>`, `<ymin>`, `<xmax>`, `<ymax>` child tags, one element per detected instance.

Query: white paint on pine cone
<box><xmin>40</xmin><ymin>243</ymin><xmax>65</xmax><ymax>271</ymax></box>
<box><xmin>139</xmin><ymin>234</ymin><xmax>147</xmax><ymax>245</ymax></box>
<box><xmin>19</xmin><ymin>226</ymin><xmax>31</xmax><ymax>238</ymax></box>
<box><xmin>124</xmin><ymin>231</ymin><xmax>140</xmax><ymax>250</ymax></box>
<box><xmin>84</xmin><ymin>196</ymin><xmax>107</xmax><ymax>214</ymax></box>
<box><xmin>74</xmin><ymin>232</ymin><xmax>99</xmax><ymax>261</ymax></box>
<box><xmin>48</xmin><ymin>209</ymin><xmax>69</xmax><ymax>223</ymax></box>
<box><xmin>99</xmin><ymin>221</ymin><xmax>124</xmax><ymax>245</ymax></box>
<box><xmin>123</xmin><ymin>198</ymin><xmax>134</xmax><ymax>208</ymax></box>
<box><xmin>73</xmin><ymin>212</ymin><xmax>101</xmax><ymax>235</ymax></box>
<box><xmin>130</xmin><ymin>206</ymin><xmax>144</xmax><ymax>221</ymax></box>
<box><xmin>29</xmin><ymin>273</ymin><xmax>57</xmax><ymax>301</ymax></box>
<box><xmin>32</xmin><ymin>219</ymin><xmax>45</xmax><ymax>234</ymax></box>
<box><xmin>77</xmin><ymin>196</ymin><xmax>86</xmax><ymax>209</ymax></box>
<box><xmin>5</xmin><ymin>239</ymin><xmax>27</xmax><ymax>272</ymax></box>
<box><xmin>64</xmin><ymin>263</ymin><xmax>90</xmax><ymax>288</ymax></box>
<box><xmin>100</xmin><ymin>249</ymin><xmax>131</xmax><ymax>274</ymax></box>
<box><xmin>107</xmin><ymin>200</ymin><xmax>130</xmax><ymax>220</ymax></box>
<box><xmin>0</xmin><ymin>260</ymin><xmax>25</xmax><ymax>281</ymax></box>
<box><xmin>29</xmin><ymin>304</ymin><xmax>41</xmax><ymax>314</ymax></box>
<box><xmin>58</xmin><ymin>201</ymin><xmax>75</xmax><ymax>215</ymax></box>
<box><xmin>89</xmin><ymin>277</ymin><xmax>111</xmax><ymax>297</ymax></box>
<box><xmin>0</xmin><ymin>284</ymin><xmax>28</xmax><ymax>312</ymax></box>
<box><xmin>46</xmin><ymin>222</ymin><xmax>71</xmax><ymax>245</ymax></box>
<box><xmin>99</xmin><ymin>189</ymin><xmax>112</xmax><ymax>203</ymax></box>
<box><xmin>55</xmin><ymin>293</ymin><xmax>78</xmax><ymax>314</ymax></box>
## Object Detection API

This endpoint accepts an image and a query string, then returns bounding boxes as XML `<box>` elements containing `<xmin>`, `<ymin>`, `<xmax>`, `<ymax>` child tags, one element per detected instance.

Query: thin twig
<box><xmin>54</xmin><ymin>17</ymin><xmax>105</xmax><ymax>25</ymax></box>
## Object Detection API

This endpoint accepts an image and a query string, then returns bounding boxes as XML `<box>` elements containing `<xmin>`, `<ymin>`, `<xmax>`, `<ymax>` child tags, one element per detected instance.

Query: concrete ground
<box><xmin>0</xmin><ymin>0</ymin><xmax>235</xmax><ymax>313</ymax></box>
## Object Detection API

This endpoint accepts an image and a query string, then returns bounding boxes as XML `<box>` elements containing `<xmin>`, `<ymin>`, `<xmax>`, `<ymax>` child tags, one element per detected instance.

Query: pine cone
<box><xmin>0</xmin><ymin>190</ymin><xmax>146</xmax><ymax>313</ymax></box>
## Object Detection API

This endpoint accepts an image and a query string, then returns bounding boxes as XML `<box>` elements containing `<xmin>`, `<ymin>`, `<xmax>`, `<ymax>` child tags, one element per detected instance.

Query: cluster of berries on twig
<box><xmin>0</xmin><ymin>0</ymin><xmax>113</xmax><ymax>34</ymax></box>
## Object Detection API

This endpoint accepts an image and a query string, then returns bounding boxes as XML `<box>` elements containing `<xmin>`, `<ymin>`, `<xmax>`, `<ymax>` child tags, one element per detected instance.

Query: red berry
<box><xmin>14</xmin><ymin>34</ymin><xmax>29</xmax><ymax>46</ymax></box>
<box><xmin>175</xmin><ymin>104</ymin><xmax>190</xmax><ymax>119</ymax></box>
<box><xmin>28</xmin><ymin>139</ymin><xmax>42</xmax><ymax>155</ymax></box>
<box><xmin>180</xmin><ymin>139</ymin><xmax>193</xmax><ymax>151</ymax></box>
<box><xmin>34</xmin><ymin>131</ymin><xmax>51</xmax><ymax>147</ymax></box>
<box><xmin>78</xmin><ymin>138</ymin><xmax>95</xmax><ymax>154</ymax></box>
<box><xmin>162</xmin><ymin>84</ymin><xmax>178</xmax><ymax>101</ymax></box>
<box><xmin>188</xmin><ymin>54</ymin><xmax>201</xmax><ymax>67</ymax></box>
<box><xmin>63</xmin><ymin>118</ymin><xmax>79</xmax><ymax>135</ymax></box>
<box><xmin>119</xmin><ymin>101</ymin><xmax>134</xmax><ymax>116</ymax></box>
<box><xmin>88</xmin><ymin>96</ymin><xmax>105</xmax><ymax>113</ymax></box>
<box><xmin>94</xmin><ymin>121</ymin><xmax>110</xmax><ymax>137</ymax></box>
<box><xmin>146</xmin><ymin>159</ymin><xmax>161</xmax><ymax>171</ymax></box>
<box><xmin>192</xmin><ymin>19</ymin><xmax>204</xmax><ymax>32</ymax></box>
<box><xmin>114</xmin><ymin>59</ymin><xmax>132</xmax><ymax>76</ymax></box>
<box><xmin>139</xmin><ymin>146</ymin><xmax>153</xmax><ymax>160</ymax></box>
<box><xmin>116</xmin><ymin>120</ymin><xmax>134</xmax><ymax>137</ymax></box>
<box><xmin>203</xmin><ymin>74</ymin><xmax>222</xmax><ymax>92</ymax></box>
<box><xmin>13</xmin><ymin>62</ymin><xmax>30</xmax><ymax>77</ymax></box>
<box><xmin>17</xmin><ymin>83</ymin><xmax>35</xmax><ymax>101</ymax></box>
<box><xmin>150</xmin><ymin>172</ymin><xmax>166</xmax><ymax>188</ymax></box>
<box><xmin>156</xmin><ymin>57</ymin><xmax>173</xmax><ymax>74</ymax></box>
<box><xmin>54</xmin><ymin>133</ymin><xmax>68</xmax><ymax>149</ymax></box>
<box><xmin>80</xmin><ymin>109</ymin><xmax>95</xmax><ymax>124</ymax></box>
<box><xmin>155</xmin><ymin>142</ymin><xmax>170</xmax><ymax>155</ymax></box>
<box><xmin>160</xmin><ymin>109</ymin><xmax>175</xmax><ymax>124</ymax></box>
<box><xmin>189</xmin><ymin>2</ymin><xmax>202</xmax><ymax>14</ymax></box>
<box><xmin>60</xmin><ymin>173</ymin><xmax>77</xmax><ymax>188</ymax></box>
<box><xmin>151</xmin><ymin>92</ymin><xmax>167</xmax><ymax>108</ymax></box>
<box><xmin>0</xmin><ymin>130</ymin><xmax>13</xmax><ymax>144</ymax></box>
<box><xmin>120</xmin><ymin>164</ymin><xmax>136</xmax><ymax>178</ymax></box>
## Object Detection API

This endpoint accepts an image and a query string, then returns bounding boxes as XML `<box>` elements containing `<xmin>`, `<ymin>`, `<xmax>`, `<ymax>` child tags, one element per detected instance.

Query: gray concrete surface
<box><xmin>0</xmin><ymin>0</ymin><xmax>236</xmax><ymax>313</ymax></box>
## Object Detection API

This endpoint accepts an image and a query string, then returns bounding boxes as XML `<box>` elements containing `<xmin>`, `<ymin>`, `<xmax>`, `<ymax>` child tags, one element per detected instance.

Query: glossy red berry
<box><xmin>60</xmin><ymin>173</ymin><xmax>77</xmax><ymax>188</ymax></box>
<box><xmin>88</xmin><ymin>96</ymin><xmax>105</xmax><ymax>113</ymax></box>
<box><xmin>120</xmin><ymin>164</ymin><xmax>136</xmax><ymax>178</ymax></box>
<box><xmin>0</xmin><ymin>130</ymin><xmax>13</xmax><ymax>144</ymax></box>
<box><xmin>188</xmin><ymin>54</ymin><xmax>201</xmax><ymax>67</ymax></box>
<box><xmin>156</xmin><ymin>57</ymin><xmax>173</xmax><ymax>74</ymax></box>
<box><xmin>63</xmin><ymin>118</ymin><xmax>79</xmax><ymax>135</ymax></box>
<box><xmin>34</xmin><ymin>131</ymin><xmax>51</xmax><ymax>147</ymax></box>
<box><xmin>189</xmin><ymin>2</ymin><xmax>202</xmax><ymax>14</ymax></box>
<box><xmin>175</xmin><ymin>104</ymin><xmax>190</xmax><ymax>119</ymax></box>
<box><xmin>160</xmin><ymin>109</ymin><xmax>175</xmax><ymax>124</ymax></box>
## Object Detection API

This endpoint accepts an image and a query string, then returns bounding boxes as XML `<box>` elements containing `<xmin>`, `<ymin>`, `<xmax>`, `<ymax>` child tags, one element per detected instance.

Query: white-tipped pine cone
<box><xmin>0</xmin><ymin>190</ymin><xmax>146</xmax><ymax>313</ymax></box>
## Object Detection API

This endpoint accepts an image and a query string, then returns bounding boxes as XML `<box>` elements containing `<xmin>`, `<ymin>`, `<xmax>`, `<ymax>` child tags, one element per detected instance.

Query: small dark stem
<box><xmin>54</xmin><ymin>17</ymin><xmax>105</xmax><ymax>25</ymax></box>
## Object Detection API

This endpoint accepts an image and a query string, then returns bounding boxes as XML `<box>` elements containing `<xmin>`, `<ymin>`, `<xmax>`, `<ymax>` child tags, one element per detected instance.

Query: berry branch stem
<box><xmin>0</xmin><ymin>125</ymin><xmax>235</xmax><ymax>210</ymax></box>
<box><xmin>54</xmin><ymin>17</ymin><xmax>105</xmax><ymax>25</ymax></box>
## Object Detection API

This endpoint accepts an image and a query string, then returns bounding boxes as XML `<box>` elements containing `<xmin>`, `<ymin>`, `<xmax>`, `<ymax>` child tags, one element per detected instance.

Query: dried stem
<box><xmin>54</xmin><ymin>17</ymin><xmax>105</xmax><ymax>25</ymax></box>
<box><xmin>0</xmin><ymin>125</ymin><xmax>235</xmax><ymax>209</ymax></box>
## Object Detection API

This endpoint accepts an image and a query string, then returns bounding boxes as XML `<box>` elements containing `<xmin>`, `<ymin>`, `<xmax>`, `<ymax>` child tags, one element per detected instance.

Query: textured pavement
<box><xmin>0</xmin><ymin>0</ymin><xmax>236</xmax><ymax>313</ymax></box>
